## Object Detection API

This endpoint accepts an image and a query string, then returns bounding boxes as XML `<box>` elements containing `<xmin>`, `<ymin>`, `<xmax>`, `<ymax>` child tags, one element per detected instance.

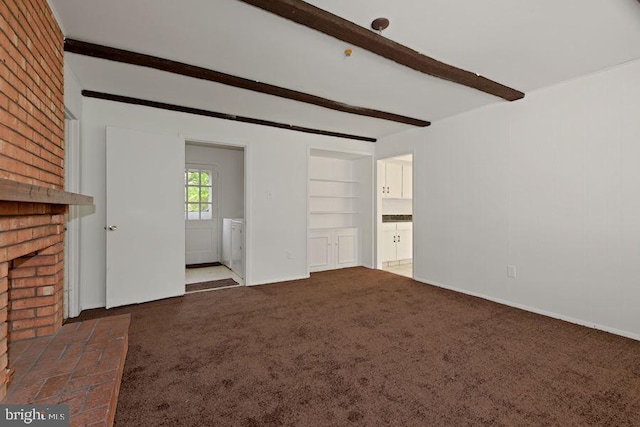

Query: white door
<box><xmin>106</xmin><ymin>127</ymin><xmax>185</xmax><ymax>308</ymax></box>
<box><xmin>185</xmin><ymin>164</ymin><xmax>218</xmax><ymax>265</ymax></box>
<box><xmin>385</xmin><ymin>163</ymin><xmax>403</xmax><ymax>198</ymax></box>
<box><xmin>335</xmin><ymin>228</ymin><xmax>358</xmax><ymax>268</ymax></box>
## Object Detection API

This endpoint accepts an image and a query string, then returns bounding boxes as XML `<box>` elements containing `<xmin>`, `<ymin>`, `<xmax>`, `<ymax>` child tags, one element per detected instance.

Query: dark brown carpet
<box><xmin>186</xmin><ymin>278</ymin><xmax>239</xmax><ymax>293</ymax></box>
<box><xmin>76</xmin><ymin>267</ymin><xmax>640</xmax><ymax>426</ymax></box>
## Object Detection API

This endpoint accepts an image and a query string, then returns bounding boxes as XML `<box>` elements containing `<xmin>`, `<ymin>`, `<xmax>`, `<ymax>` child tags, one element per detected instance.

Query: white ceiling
<box><xmin>51</xmin><ymin>0</ymin><xmax>640</xmax><ymax>140</ymax></box>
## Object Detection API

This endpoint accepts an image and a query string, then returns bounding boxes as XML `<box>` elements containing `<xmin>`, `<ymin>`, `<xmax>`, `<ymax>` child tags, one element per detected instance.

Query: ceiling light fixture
<box><xmin>371</xmin><ymin>17</ymin><xmax>390</xmax><ymax>33</ymax></box>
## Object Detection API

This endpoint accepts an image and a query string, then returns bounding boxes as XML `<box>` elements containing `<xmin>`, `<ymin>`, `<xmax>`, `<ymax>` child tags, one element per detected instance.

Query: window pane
<box><xmin>187</xmin><ymin>171</ymin><xmax>200</xmax><ymax>185</ymax></box>
<box><xmin>201</xmin><ymin>203</ymin><xmax>212</xmax><ymax>220</ymax></box>
<box><xmin>187</xmin><ymin>186</ymin><xmax>200</xmax><ymax>203</ymax></box>
<box><xmin>187</xmin><ymin>203</ymin><xmax>200</xmax><ymax>212</ymax></box>
<box><xmin>200</xmin><ymin>171</ymin><xmax>210</xmax><ymax>186</ymax></box>
<box><xmin>200</xmin><ymin>187</ymin><xmax>211</xmax><ymax>203</ymax></box>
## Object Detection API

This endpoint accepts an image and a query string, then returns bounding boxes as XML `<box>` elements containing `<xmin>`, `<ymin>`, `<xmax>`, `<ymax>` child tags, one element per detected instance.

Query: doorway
<box><xmin>377</xmin><ymin>154</ymin><xmax>413</xmax><ymax>278</ymax></box>
<box><xmin>63</xmin><ymin>111</ymin><xmax>80</xmax><ymax>318</ymax></box>
<box><xmin>184</xmin><ymin>142</ymin><xmax>245</xmax><ymax>290</ymax></box>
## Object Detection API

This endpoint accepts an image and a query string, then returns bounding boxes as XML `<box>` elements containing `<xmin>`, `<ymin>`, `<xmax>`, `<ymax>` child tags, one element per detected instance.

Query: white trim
<box><xmin>248</xmin><ymin>274</ymin><xmax>310</xmax><ymax>287</ymax></box>
<box><xmin>63</xmin><ymin>113</ymin><xmax>81</xmax><ymax>318</ymax></box>
<box><xmin>183</xmin><ymin>138</ymin><xmax>250</xmax><ymax>284</ymax></box>
<box><xmin>375</xmin><ymin>151</ymin><xmax>415</xmax><ymax>275</ymax></box>
<box><xmin>185</xmin><ymin>163</ymin><xmax>218</xmax><ymax>221</ymax></box>
<box><xmin>185</xmin><ymin>284</ymin><xmax>242</xmax><ymax>294</ymax></box>
<box><xmin>414</xmin><ymin>276</ymin><xmax>640</xmax><ymax>342</ymax></box>
<box><xmin>46</xmin><ymin>0</ymin><xmax>66</xmax><ymax>35</ymax></box>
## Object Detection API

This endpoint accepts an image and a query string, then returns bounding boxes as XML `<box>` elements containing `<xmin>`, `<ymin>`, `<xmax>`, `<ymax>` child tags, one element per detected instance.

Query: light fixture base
<box><xmin>371</xmin><ymin>17</ymin><xmax>390</xmax><ymax>32</ymax></box>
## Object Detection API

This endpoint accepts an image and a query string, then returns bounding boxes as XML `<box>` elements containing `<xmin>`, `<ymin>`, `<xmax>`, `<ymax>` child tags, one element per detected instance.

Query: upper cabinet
<box><xmin>381</xmin><ymin>161</ymin><xmax>412</xmax><ymax>199</ymax></box>
<box><xmin>402</xmin><ymin>164</ymin><xmax>412</xmax><ymax>199</ymax></box>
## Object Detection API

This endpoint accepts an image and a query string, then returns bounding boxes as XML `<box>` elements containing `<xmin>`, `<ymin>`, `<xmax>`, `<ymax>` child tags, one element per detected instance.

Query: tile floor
<box><xmin>185</xmin><ymin>265</ymin><xmax>244</xmax><ymax>286</ymax></box>
<box><xmin>382</xmin><ymin>261</ymin><xmax>413</xmax><ymax>278</ymax></box>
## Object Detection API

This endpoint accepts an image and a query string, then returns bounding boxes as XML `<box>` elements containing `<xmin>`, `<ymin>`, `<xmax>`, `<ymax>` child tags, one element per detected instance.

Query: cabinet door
<box><xmin>402</xmin><ymin>165</ymin><xmax>412</xmax><ymax>199</ymax></box>
<box><xmin>396</xmin><ymin>223</ymin><xmax>412</xmax><ymax>261</ymax></box>
<box><xmin>222</xmin><ymin>219</ymin><xmax>232</xmax><ymax>268</ymax></box>
<box><xmin>335</xmin><ymin>228</ymin><xmax>358</xmax><ymax>268</ymax></box>
<box><xmin>309</xmin><ymin>230</ymin><xmax>333</xmax><ymax>272</ymax></box>
<box><xmin>385</xmin><ymin>163</ymin><xmax>403</xmax><ymax>198</ymax></box>
<box><xmin>230</xmin><ymin>221</ymin><xmax>243</xmax><ymax>277</ymax></box>
<box><xmin>381</xmin><ymin>223</ymin><xmax>398</xmax><ymax>262</ymax></box>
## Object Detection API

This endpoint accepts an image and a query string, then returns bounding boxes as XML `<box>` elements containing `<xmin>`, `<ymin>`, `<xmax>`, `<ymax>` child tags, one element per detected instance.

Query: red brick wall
<box><xmin>0</xmin><ymin>0</ymin><xmax>65</xmax><ymax>401</ymax></box>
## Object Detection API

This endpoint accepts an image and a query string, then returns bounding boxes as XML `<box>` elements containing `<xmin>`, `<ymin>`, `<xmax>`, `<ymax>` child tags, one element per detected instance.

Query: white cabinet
<box><xmin>222</xmin><ymin>218</ymin><xmax>243</xmax><ymax>278</ymax></box>
<box><xmin>396</xmin><ymin>223</ymin><xmax>412</xmax><ymax>260</ymax></box>
<box><xmin>381</xmin><ymin>161</ymin><xmax>412</xmax><ymax>199</ymax></box>
<box><xmin>230</xmin><ymin>220</ymin><xmax>243</xmax><ymax>278</ymax></box>
<box><xmin>383</xmin><ymin>162</ymin><xmax>403</xmax><ymax>198</ymax></box>
<box><xmin>402</xmin><ymin>165</ymin><xmax>412</xmax><ymax>199</ymax></box>
<box><xmin>307</xmin><ymin>149</ymin><xmax>373</xmax><ymax>271</ymax></box>
<box><xmin>309</xmin><ymin>228</ymin><xmax>358</xmax><ymax>272</ymax></box>
<box><xmin>381</xmin><ymin>222</ymin><xmax>412</xmax><ymax>262</ymax></box>
<box><xmin>222</xmin><ymin>218</ymin><xmax>232</xmax><ymax>267</ymax></box>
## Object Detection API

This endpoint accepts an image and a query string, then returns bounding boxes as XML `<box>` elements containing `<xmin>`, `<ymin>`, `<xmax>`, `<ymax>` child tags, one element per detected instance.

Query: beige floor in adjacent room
<box><xmin>185</xmin><ymin>265</ymin><xmax>244</xmax><ymax>286</ymax></box>
<box><xmin>382</xmin><ymin>261</ymin><xmax>413</xmax><ymax>278</ymax></box>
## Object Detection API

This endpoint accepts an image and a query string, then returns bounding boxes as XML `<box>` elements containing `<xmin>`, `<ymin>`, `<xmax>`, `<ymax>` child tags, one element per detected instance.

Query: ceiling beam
<box><xmin>65</xmin><ymin>39</ymin><xmax>429</xmax><ymax>127</ymax></box>
<box><xmin>237</xmin><ymin>0</ymin><xmax>525</xmax><ymax>102</ymax></box>
<box><xmin>82</xmin><ymin>90</ymin><xmax>377</xmax><ymax>142</ymax></box>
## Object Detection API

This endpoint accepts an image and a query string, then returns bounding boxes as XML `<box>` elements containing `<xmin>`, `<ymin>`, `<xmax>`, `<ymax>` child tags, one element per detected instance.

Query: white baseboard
<box><xmin>414</xmin><ymin>276</ymin><xmax>640</xmax><ymax>342</ymax></box>
<box><xmin>247</xmin><ymin>274</ymin><xmax>310</xmax><ymax>286</ymax></box>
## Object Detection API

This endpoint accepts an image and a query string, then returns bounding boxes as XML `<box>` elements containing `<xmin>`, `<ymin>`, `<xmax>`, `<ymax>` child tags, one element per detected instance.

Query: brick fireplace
<box><xmin>0</xmin><ymin>0</ymin><xmax>70</xmax><ymax>401</ymax></box>
<box><xmin>0</xmin><ymin>204</ymin><xmax>67</xmax><ymax>400</ymax></box>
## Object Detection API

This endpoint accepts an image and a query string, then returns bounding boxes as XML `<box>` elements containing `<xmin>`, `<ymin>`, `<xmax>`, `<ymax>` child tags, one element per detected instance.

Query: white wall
<box><xmin>63</xmin><ymin>61</ymin><xmax>84</xmax><ymax>318</ymax></box>
<box><xmin>382</xmin><ymin>199</ymin><xmax>412</xmax><ymax>215</ymax></box>
<box><xmin>378</xmin><ymin>59</ymin><xmax>640</xmax><ymax>339</ymax></box>
<box><xmin>185</xmin><ymin>143</ymin><xmax>244</xmax><ymax>262</ymax></box>
<box><xmin>79</xmin><ymin>98</ymin><xmax>374</xmax><ymax>309</ymax></box>
<box><xmin>64</xmin><ymin>61</ymin><xmax>83</xmax><ymax>119</ymax></box>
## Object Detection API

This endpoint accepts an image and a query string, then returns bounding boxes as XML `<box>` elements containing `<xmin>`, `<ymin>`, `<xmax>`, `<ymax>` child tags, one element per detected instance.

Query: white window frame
<box><xmin>185</xmin><ymin>164</ymin><xmax>216</xmax><ymax>221</ymax></box>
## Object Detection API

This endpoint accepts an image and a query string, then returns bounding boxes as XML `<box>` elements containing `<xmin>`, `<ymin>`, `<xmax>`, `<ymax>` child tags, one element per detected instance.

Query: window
<box><xmin>185</xmin><ymin>168</ymin><xmax>213</xmax><ymax>220</ymax></box>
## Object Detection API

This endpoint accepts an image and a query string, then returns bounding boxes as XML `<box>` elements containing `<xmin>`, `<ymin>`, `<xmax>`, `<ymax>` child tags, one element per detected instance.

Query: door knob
<box><xmin>108</xmin><ymin>225</ymin><xmax>118</xmax><ymax>231</ymax></box>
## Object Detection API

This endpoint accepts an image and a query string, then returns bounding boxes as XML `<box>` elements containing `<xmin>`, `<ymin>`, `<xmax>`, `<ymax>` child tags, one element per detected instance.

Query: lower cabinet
<box><xmin>309</xmin><ymin>227</ymin><xmax>359</xmax><ymax>272</ymax></box>
<box><xmin>381</xmin><ymin>222</ymin><xmax>412</xmax><ymax>263</ymax></box>
<box><xmin>222</xmin><ymin>218</ymin><xmax>244</xmax><ymax>278</ymax></box>
<box><xmin>230</xmin><ymin>220</ymin><xmax>243</xmax><ymax>278</ymax></box>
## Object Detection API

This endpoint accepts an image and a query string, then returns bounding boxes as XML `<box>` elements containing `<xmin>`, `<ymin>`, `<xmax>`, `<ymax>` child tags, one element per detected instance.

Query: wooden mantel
<box><xmin>0</xmin><ymin>178</ymin><xmax>94</xmax><ymax>205</ymax></box>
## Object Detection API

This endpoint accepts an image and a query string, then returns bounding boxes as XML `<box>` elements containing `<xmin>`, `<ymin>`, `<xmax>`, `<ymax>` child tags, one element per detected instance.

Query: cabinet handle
<box><xmin>393</xmin><ymin>236</ymin><xmax>396</xmax><ymax>243</ymax></box>
<box><xmin>397</xmin><ymin>235</ymin><xmax>401</xmax><ymax>243</ymax></box>
<box><xmin>382</xmin><ymin>186</ymin><xmax>386</xmax><ymax>194</ymax></box>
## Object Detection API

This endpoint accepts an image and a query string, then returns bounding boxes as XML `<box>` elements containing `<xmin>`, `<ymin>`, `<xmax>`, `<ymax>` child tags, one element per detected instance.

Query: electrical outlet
<box><xmin>507</xmin><ymin>265</ymin><xmax>517</xmax><ymax>278</ymax></box>
<box><xmin>267</xmin><ymin>190</ymin><xmax>273</xmax><ymax>200</ymax></box>
<box><xmin>286</xmin><ymin>250</ymin><xmax>292</xmax><ymax>260</ymax></box>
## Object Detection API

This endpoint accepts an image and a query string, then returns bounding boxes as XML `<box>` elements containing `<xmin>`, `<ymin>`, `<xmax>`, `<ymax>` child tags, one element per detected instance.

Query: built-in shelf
<box><xmin>309</xmin><ymin>178</ymin><xmax>360</xmax><ymax>183</ymax></box>
<box><xmin>309</xmin><ymin>211</ymin><xmax>359</xmax><ymax>215</ymax></box>
<box><xmin>309</xmin><ymin>195</ymin><xmax>359</xmax><ymax>199</ymax></box>
<box><xmin>308</xmin><ymin>149</ymin><xmax>373</xmax><ymax>272</ymax></box>
<box><xmin>0</xmin><ymin>178</ymin><xmax>94</xmax><ymax>205</ymax></box>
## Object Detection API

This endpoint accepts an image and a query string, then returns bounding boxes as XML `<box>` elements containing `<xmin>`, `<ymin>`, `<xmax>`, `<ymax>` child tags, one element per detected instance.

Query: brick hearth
<box><xmin>4</xmin><ymin>314</ymin><xmax>130</xmax><ymax>427</ymax></box>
